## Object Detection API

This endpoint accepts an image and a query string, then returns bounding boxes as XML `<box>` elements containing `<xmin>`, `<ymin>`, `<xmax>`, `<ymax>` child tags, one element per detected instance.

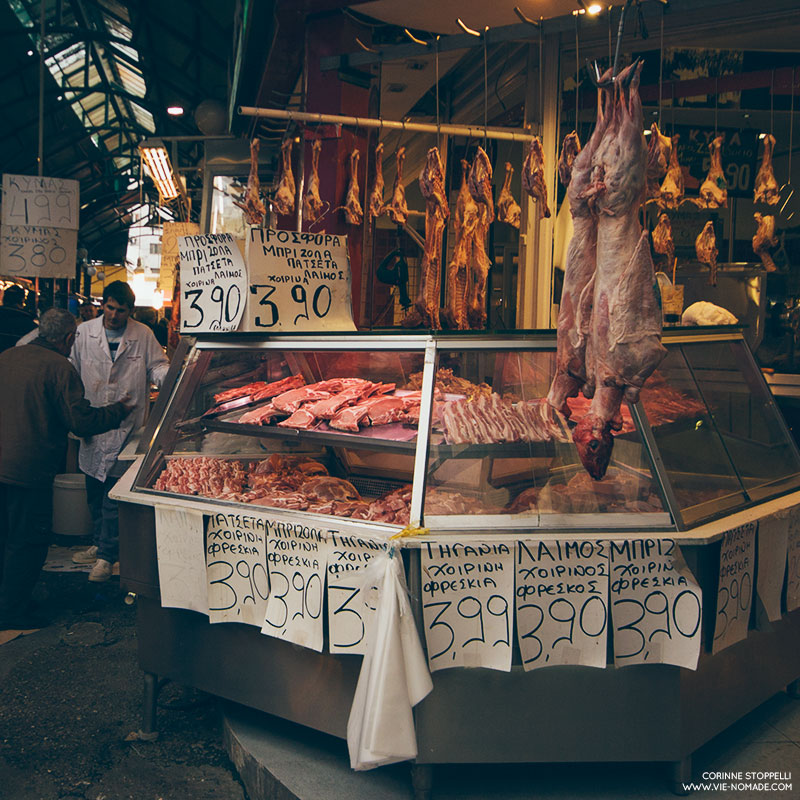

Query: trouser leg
<box><xmin>96</xmin><ymin>475</ymin><xmax>120</xmax><ymax>564</ymax></box>
<box><xmin>0</xmin><ymin>483</ymin><xmax>52</xmax><ymax>626</ymax></box>
<box><xmin>84</xmin><ymin>473</ymin><xmax>104</xmax><ymax>547</ymax></box>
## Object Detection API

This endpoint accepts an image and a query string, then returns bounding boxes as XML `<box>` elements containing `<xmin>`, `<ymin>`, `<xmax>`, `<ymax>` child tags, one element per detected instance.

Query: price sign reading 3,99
<box><xmin>262</xmin><ymin>519</ymin><xmax>328</xmax><ymax>652</ymax></box>
<box><xmin>205</xmin><ymin>512</ymin><xmax>269</xmax><ymax>627</ymax></box>
<box><xmin>712</xmin><ymin>523</ymin><xmax>755</xmax><ymax>654</ymax></box>
<box><xmin>326</xmin><ymin>531</ymin><xmax>388</xmax><ymax>655</ymax></box>
<box><xmin>179</xmin><ymin>232</ymin><xmax>247</xmax><ymax>333</ymax></box>
<box><xmin>244</xmin><ymin>227</ymin><xmax>356</xmax><ymax>333</ymax></box>
<box><xmin>515</xmin><ymin>539</ymin><xmax>609</xmax><ymax>670</ymax></box>
<box><xmin>421</xmin><ymin>541</ymin><xmax>514</xmax><ymax>672</ymax></box>
<box><xmin>610</xmin><ymin>538</ymin><xmax>703</xmax><ymax>669</ymax></box>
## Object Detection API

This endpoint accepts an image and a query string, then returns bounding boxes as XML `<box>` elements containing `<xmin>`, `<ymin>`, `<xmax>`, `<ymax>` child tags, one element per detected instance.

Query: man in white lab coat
<box><xmin>70</xmin><ymin>281</ymin><xmax>169</xmax><ymax>582</ymax></box>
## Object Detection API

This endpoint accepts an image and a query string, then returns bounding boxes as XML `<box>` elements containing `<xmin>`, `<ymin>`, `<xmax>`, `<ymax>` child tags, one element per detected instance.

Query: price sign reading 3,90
<box><xmin>244</xmin><ymin>228</ymin><xmax>356</xmax><ymax>333</ymax></box>
<box><xmin>515</xmin><ymin>539</ymin><xmax>609</xmax><ymax>670</ymax></box>
<box><xmin>262</xmin><ymin>519</ymin><xmax>328</xmax><ymax>652</ymax></box>
<box><xmin>712</xmin><ymin>523</ymin><xmax>755</xmax><ymax>654</ymax></box>
<box><xmin>609</xmin><ymin>538</ymin><xmax>703</xmax><ymax>669</ymax></box>
<box><xmin>421</xmin><ymin>541</ymin><xmax>514</xmax><ymax>672</ymax></box>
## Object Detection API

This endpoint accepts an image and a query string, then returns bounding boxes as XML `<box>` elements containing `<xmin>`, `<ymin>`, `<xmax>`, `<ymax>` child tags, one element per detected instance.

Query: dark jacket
<box><xmin>0</xmin><ymin>306</ymin><xmax>36</xmax><ymax>353</ymax></box>
<box><xmin>0</xmin><ymin>338</ymin><xmax>128</xmax><ymax>487</ymax></box>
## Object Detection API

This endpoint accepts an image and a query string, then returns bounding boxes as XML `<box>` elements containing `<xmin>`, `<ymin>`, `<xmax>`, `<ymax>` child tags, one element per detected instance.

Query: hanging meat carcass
<box><xmin>656</xmin><ymin>135</ymin><xmax>685</xmax><ymax>209</ymax></box>
<box><xmin>467</xmin><ymin>147</ymin><xmax>495</xmax><ymax>222</ymax></box>
<box><xmin>304</xmin><ymin>139</ymin><xmax>325</xmax><ymax>224</ymax></box>
<box><xmin>442</xmin><ymin>159</ymin><xmax>479</xmax><ymax>330</ymax></box>
<box><xmin>402</xmin><ymin>147</ymin><xmax>449</xmax><ymax>329</ymax></box>
<box><xmin>497</xmin><ymin>162</ymin><xmax>522</xmax><ymax>228</ymax></box>
<box><xmin>753</xmin><ymin>212</ymin><xmax>778</xmax><ymax>272</ymax></box>
<box><xmin>652</xmin><ymin>212</ymin><xmax>676</xmax><ymax>280</ymax></box>
<box><xmin>692</xmin><ymin>135</ymin><xmax>728</xmax><ymax>209</ymax></box>
<box><xmin>466</xmin><ymin>148</ymin><xmax>493</xmax><ymax>329</ymax></box>
<box><xmin>368</xmin><ymin>142</ymin><xmax>385</xmax><ymax>220</ymax></box>
<box><xmin>384</xmin><ymin>146</ymin><xmax>409</xmax><ymax>225</ymax></box>
<box><xmin>521</xmin><ymin>136</ymin><xmax>552</xmax><ymax>219</ymax></box>
<box><xmin>645</xmin><ymin>122</ymin><xmax>672</xmax><ymax>201</ymax></box>
<box><xmin>571</xmin><ymin>60</ymin><xmax>667</xmax><ymax>480</ymax></box>
<box><xmin>233</xmin><ymin>138</ymin><xmax>267</xmax><ymax>225</ymax></box>
<box><xmin>546</xmin><ymin>74</ymin><xmax>611</xmax><ymax>419</ymax></box>
<box><xmin>754</xmin><ymin>133</ymin><xmax>780</xmax><ymax>205</ymax></box>
<box><xmin>337</xmin><ymin>148</ymin><xmax>363</xmax><ymax>226</ymax></box>
<box><xmin>695</xmin><ymin>220</ymin><xmax>719</xmax><ymax>286</ymax></box>
<box><xmin>273</xmin><ymin>138</ymin><xmax>296</xmax><ymax>217</ymax></box>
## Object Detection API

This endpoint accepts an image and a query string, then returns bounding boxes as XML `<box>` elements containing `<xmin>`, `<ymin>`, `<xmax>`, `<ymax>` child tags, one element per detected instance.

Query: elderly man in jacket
<box><xmin>70</xmin><ymin>281</ymin><xmax>169</xmax><ymax>582</ymax></box>
<box><xmin>0</xmin><ymin>309</ymin><xmax>131</xmax><ymax>631</ymax></box>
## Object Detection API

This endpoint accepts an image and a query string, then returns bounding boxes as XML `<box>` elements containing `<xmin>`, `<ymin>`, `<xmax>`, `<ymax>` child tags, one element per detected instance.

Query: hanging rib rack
<box><xmin>238</xmin><ymin>106</ymin><xmax>537</xmax><ymax>143</ymax></box>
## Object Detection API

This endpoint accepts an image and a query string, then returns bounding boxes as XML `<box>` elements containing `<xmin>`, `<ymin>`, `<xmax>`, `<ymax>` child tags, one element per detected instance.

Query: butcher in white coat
<box><xmin>70</xmin><ymin>281</ymin><xmax>169</xmax><ymax>582</ymax></box>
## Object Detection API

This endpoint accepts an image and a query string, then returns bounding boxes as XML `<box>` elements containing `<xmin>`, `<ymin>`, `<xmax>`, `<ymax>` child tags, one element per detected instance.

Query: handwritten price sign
<box><xmin>205</xmin><ymin>511</ymin><xmax>269</xmax><ymax>626</ymax></box>
<box><xmin>0</xmin><ymin>224</ymin><xmax>77</xmax><ymax>278</ymax></box>
<box><xmin>515</xmin><ymin>539</ymin><xmax>609</xmax><ymax>670</ymax></box>
<box><xmin>244</xmin><ymin>228</ymin><xmax>356</xmax><ymax>332</ymax></box>
<box><xmin>421</xmin><ymin>541</ymin><xmax>514</xmax><ymax>672</ymax></box>
<box><xmin>179</xmin><ymin>233</ymin><xmax>247</xmax><ymax>332</ymax></box>
<box><xmin>326</xmin><ymin>532</ymin><xmax>388</xmax><ymax>655</ymax></box>
<box><xmin>712</xmin><ymin>523</ymin><xmax>756</xmax><ymax>653</ymax></box>
<box><xmin>2</xmin><ymin>174</ymin><xmax>79</xmax><ymax>229</ymax></box>
<box><xmin>787</xmin><ymin>511</ymin><xmax>800</xmax><ymax>613</ymax></box>
<box><xmin>262</xmin><ymin>519</ymin><xmax>328</xmax><ymax>651</ymax></box>
<box><xmin>610</xmin><ymin>539</ymin><xmax>702</xmax><ymax>669</ymax></box>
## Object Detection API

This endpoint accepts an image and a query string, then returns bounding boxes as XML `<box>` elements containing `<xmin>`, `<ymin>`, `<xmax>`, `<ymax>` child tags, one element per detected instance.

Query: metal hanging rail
<box><xmin>238</xmin><ymin>106</ymin><xmax>536</xmax><ymax>143</ymax></box>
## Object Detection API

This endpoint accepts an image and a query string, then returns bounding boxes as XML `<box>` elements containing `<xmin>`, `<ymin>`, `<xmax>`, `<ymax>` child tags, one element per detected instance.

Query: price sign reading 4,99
<box><xmin>515</xmin><ymin>539</ymin><xmax>609</xmax><ymax>670</ymax></box>
<box><xmin>2</xmin><ymin>174</ymin><xmax>79</xmax><ymax>229</ymax></box>
<box><xmin>178</xmin><ymin>233</ymin><xmax>247</xmax><ymax>333</ymax></box>
<box><xmin>205</xmin><ymin>512</ymin><xmax>269</xmax><ymax>627</ymax></box>
<box><xmin>610</xmin><ymin>539</ymin><xmax>703</xmax><ymax>669</ymax></box>
<box><xmin>244</xmin><ymin>228</ymin><xmax>356</xmax><ymax>333</ymax></box>
<box><xmin>326</xmin><ymin>532</ymin><xmax>388</xmax><ymax>655</ymax></box>
<box><xmin>421</xmin><ymin>541</ymin><xmax>514</xmax><ymax>672</ymax></box>
<box><xmin>262</xmin><ymin>519</ymin><xmax>328</xmax><ymax>652</ymax></box>
<box><xmin>712</xmin><ymin>523</ymin><xmax>756</xmax><ymax>654</ymax></box>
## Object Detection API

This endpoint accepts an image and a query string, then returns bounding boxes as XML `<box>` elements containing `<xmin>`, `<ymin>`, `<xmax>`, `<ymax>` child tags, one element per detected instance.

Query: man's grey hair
<box><xmin>38</xmin><ymin>308</ymin><xmax>77</xmax><ymax>343</ymax></box>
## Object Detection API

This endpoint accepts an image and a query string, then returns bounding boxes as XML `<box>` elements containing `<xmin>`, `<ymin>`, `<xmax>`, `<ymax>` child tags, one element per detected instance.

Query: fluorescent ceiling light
<box><xmin>167</xmin><ymin>105</ymin><xmax>184</xmax><ymax>116</ymax></box>
<box><xmin>587</xmin><ymin>3</ymin><xmax>603</xmax><ymax>14</ymax></box>
<box><xmin>138</xmin><ymin>139</ymin><xmax>181</xmax><ymax>200</ymax></box>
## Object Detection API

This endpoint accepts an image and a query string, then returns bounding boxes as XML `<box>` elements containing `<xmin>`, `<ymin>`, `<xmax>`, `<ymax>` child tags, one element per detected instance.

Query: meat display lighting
<box><xmin>138</xmin><ymin>139</ymin><xmax>181</xmax><ymax>201</ymax></box>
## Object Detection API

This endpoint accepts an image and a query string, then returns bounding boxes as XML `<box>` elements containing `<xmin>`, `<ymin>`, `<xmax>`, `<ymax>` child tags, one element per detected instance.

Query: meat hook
<box><xmin>456</xmin><ymin>18</ymin><xmax>483</xmax><ymax>37</ymax></box>
<box><xmin>513</xmin><ymin>6</ymin><xmax>540</xmax><ymax>28</ymax></box>
<box><xmin>612</xmin><ymin>0</ymin><xmax>634</xmax><ymax>79</ymax></box>
<box><xmin>403</xmin><ymin>28</ymin><xmax>430</xmax><ymax>47</ymax></box>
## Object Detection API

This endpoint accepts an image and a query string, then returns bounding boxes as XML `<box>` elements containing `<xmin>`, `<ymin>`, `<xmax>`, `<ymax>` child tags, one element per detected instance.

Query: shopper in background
<box><xmin>0</xmin><ymin>309</ymin><xmax>131</xmax><ymax>631</ymax></box>
<box><xmin>78</xmin><ymin>303</ymin><xmax>97</xmax><ymax>323</ymax></box>
<box><xmin>0</xmin><ymin>285</ymin><xmax>36</xmax><ymax>353</ymax></box>
<box><xmin>70</xmin><ymin>281</ymin><xmax>169</xmax><ymax>582</ymax></box>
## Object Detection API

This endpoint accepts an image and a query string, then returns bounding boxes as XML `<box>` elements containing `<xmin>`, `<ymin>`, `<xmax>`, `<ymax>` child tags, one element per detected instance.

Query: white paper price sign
<box><xmin>0</xmin><ymin>224</ymin><xmax>77</xmax><ymax>278</ymax></box>
<box><xmin>515</xmin><ymin>539</ymin><xmax>609</xmax><ymax>670</ymax></box>
<box><xmin>179</xmin><ymin>232</ymin><xmax>247</xmax><ymax>332</ymax></box>
<box><xmin>205</xmin><ymin>511</ymin><xmax>269</xmax><ymax>626</ymax></box>
<box><xmin>712</xmin><ymin>523</ymin><xmax>755</xmax><ymax>654</ymax></box>
<box><xmin>2</xmin><ymin>174</ymin><xmax>79</xmax><ymax>229</ymax></box>
<box><xmin>159</xmin><ymin>221</ymin><xmax>199</xmax><ymax>292</ymax></box>
<box><xmin>326</xmin><ymin>531</ymin><xmax>389</xmax><ymax>655</ymax></box>
<box><xmin>244</xmin><ymin>227</ymin><xmax>356</xmax><ymax>332</ymax></box>
<box><xmin>787</xmin><ymin>510</ymin><xmax>800</xmax><ymax>613</ymax></box>
<box><xmin>155</xmin><ymin>507</ymin><xmax>208</xmax><ymax>615</ymax></box>
<box><xmin>420</xmin><ymin>541</ymin><xmax>514</xmax><ymax>672</ymax></box>
<box><xmin>262</xmin><ymin>518</ymin><xmax>328</xmax><ymax>651</ymax></box>
<box><xmin>609</xmin><ymin>539</ymin><xmax>703</xmax><ymax>669</ymax></box>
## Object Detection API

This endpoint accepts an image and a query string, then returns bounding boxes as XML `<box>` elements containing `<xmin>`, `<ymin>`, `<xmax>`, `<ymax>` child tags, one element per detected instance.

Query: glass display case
<box><xmin>132</xmin><ymin>329</ymin><xmax>800</xmax><ymax>532</ymax></box>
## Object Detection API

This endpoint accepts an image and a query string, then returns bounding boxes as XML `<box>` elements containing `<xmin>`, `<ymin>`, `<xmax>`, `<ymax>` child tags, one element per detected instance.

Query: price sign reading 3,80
<box><xmin>421</xmin><ymin>541</ymin><xmax>514</xmax><ymax>672</ymax></box>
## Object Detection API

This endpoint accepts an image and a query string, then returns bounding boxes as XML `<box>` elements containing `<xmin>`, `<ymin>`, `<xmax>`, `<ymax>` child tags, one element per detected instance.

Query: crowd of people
<box><xmin>0</xmin><ymin>281</ymin><xmax>171</xmax><ymax>634</ymax></box>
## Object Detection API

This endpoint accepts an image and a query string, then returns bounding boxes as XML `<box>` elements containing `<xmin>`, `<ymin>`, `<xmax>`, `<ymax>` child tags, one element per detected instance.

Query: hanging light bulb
<box><xmin>87</xmin><ymin>265</ymin><xmax>97</xmax><ymax>277</ymax></box>
<box><xmin>96</xmin><ymin>271</ymin><xmax>106</xmax><ymax>281</ymax></box>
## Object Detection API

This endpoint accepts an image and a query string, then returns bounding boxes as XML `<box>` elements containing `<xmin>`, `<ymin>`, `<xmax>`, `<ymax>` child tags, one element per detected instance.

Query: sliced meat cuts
<box><xmin>497</xmin><ymin>162</ymin><xmax>521</xmax><ymax>228</ymax></box>
<box><xmin>300</xmin><ymin>476</ymin><xmax>361</xmax><ymax>503</ymax></box>
<box><xmin>277</xmin><ymin>407</ymin><xmax>319</xmax><ymax>429</ymax></box>
<box><xmin>250</xmin><ymin>373</ymin><xmax>306</xmax><ymax>402</ymax></box>
<box><xmin>442</xmin><ymin>159</ymin><xmax>478</xmax><ymax>330</ymax></box>
<box><xmin>304</xmin><ymin>380</ymin><xmax>375</xmax><ymax>419</ymax></box>
<box><xmin>304</xmin><ymin>139</ymin><xmax>325</xmax><ymax>224</ymax></box>
<box><xmin>657</xmin><ymin>135</ymin><xmax>685</xmax><ymax>210</ymax></box>
<box><xmin>645</xmin><ymin>122</ymin><xmax>672</xmax><ymax>200</ymax></box>
<box><xmin>214</xmin><ymin>381</ymin><xmax>269</xmax><ymax>404</ymax></box>
<box><xmin>233</xmin><ymin>138</ymin><xmax>267</xmax><ymax>225</ymax></box>
<box><xmin>338</xmin><ymin>148</ymin><xmax>363</xmax><ymax>225</ymax></box>
<box><xmin>384</xmin><ymin>146</ymin><xmax>408</xmax><ymax>224</ymax></box>
<box><xmin>238</xmin><ymin>403</ymin><xmax>279</xmax><ymax>425</ymax></box>
<box><xmin>521</xmin><ymin>136</ymin><xmax>551</xmax><ymax>219</ymax></box>
<box><xmin>363</xmin><ymin>396</ymin><xmax>407</xmax><ymax>426</ymax></box>
<box><xmin>403</xmin><ymin>147</ymin><xmax>448</xmax><ymax>329</ymax></box>
<box><xmin>547</xmin><ymin>74</ymin><xmax>612</xmax><ymax>419</ymax></box>
<box><xmin>274</xmin><ymin>138</ymin><xmax>296</xmax><ymax>217</ymax></box>
<box><xmin>468</xmin><ymin>146</ymin><xmax>494</xmax><ymax>222</ymax></box>
<box><xmin>693</xmin><ymin>135</ymin><xmax>728</xmax><ymax>209</ymax></box>
<box><xmin>754</xmin><ymin>133</ymin><xmax>779</xmax><ymax>205</ymax></box>
<box><xmin>695</xmin><ymin>220</ymin><xmax>719</xmax><ymax>285</ymax></box>
<box><xmin>753</xmin><ymin>212</ymin><xmax>778</xmax><ymax>272</ymax></box>
<box><xmin>272</xmin><ymin>379</ymin><xmax>344</xmax><ymax>414</ymax></box>
<box><xmin>572</xmin><ymin>60</ymin><xmax>666</xmax><ymax>480</ymax></box>
<box><xmin>368</xmin><ymin>142</ymin><xmax>385</xmax><ymax>220</ymax></box>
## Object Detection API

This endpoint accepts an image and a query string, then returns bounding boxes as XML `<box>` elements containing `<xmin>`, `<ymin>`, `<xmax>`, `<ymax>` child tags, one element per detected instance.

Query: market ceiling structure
<box><xmin>2</xmin><ymin>0</ymin><xmax>800</xmax><ymax>267</ymax></box>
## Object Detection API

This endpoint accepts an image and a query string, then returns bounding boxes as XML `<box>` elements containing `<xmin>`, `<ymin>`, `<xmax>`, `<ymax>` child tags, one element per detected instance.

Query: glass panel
<box><xmin>639</xmin><ymin>346</ymin><xmax>747</xmax><ymax>525</ymax></box>
<box><xmin>135</xmin><ymin>346</ymin><xmax>425</xmax><ymax>525</ymax></box>
<box><xmin>424</xmin><ymin>349</ymin><xmax>668</xmax><ymax>529</ymax></box>
<box><xmin>211</xmin><ymin>176</ymin><xmax>250</xmax><ymax>238</ymax></box>
<box><xmin>683</xmin><ymin>340</ymin><xmax>800</xmax><ymax>502</ymax></box>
